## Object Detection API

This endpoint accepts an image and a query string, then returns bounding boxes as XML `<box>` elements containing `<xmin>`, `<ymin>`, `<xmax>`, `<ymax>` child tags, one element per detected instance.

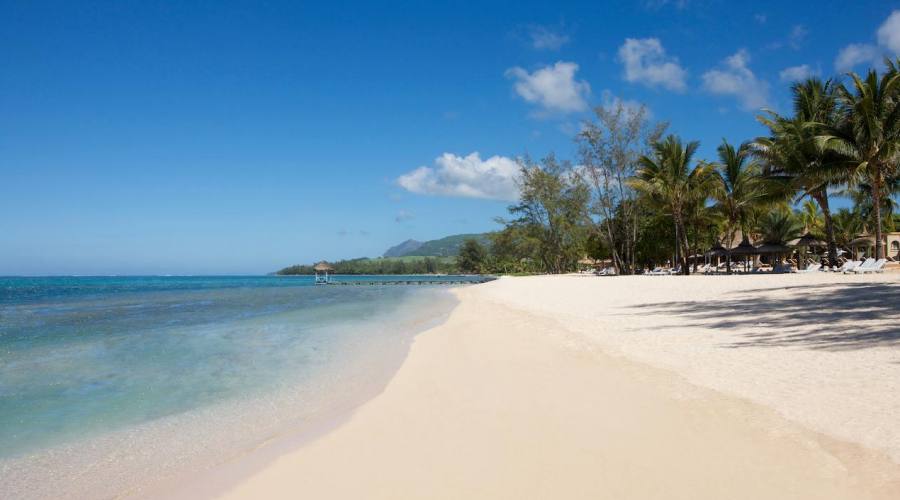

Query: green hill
<box><xmin>397</xmin><ymin>233</ymin><xmax>490</xmax><ymax>257</ymax></box>
<box><xmin>383</xmin><ymin>239</ymin><xmax>423</xmax><ymax>257</ymax></box>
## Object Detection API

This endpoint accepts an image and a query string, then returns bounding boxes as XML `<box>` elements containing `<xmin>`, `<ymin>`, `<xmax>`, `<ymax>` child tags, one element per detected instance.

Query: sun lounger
<box><xmin>847</xmin><ymin>258</ymin><xmax>874</xmax><ymax>273</ymax></box>
<box><xmin>841</xmin><ymin>260</ymin><xmax>865</xmax><ymax>273</ymax></box>
<box><xmin>855</xmin><ymin>258</ymin><xmax>886</xmax><ymax>273</ymax></box>
<box><xmin>796</xmin><ymin>263</ymin><xmax>821</xmax><ymax>273</ymax></box>
<box><xmin>595</xmin><ymin>267</ymin><xmax>617</xmax><ymax>276</ymax></box>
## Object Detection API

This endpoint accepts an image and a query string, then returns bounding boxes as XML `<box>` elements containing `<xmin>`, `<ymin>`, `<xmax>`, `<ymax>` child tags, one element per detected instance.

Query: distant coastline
<box><xmin>275</xmin><ymin>256</ymin><xmax>459</xmax><ymax>276</ymax></box>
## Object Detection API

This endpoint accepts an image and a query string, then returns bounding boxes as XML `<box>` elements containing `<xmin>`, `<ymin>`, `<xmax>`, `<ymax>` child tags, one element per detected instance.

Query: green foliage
<box><xmin>755</xmin><ymin>208</ymin><xmax>804</xmax><ymax>245</ymax></box>
<box><xmin>485</xmin><ymin>226</ymin><xmax>542</xmax><ymax>274</ymax></box>
<box><xmin>276</xmin><ymin>66</ymin><xmax>900</xmax><ymax>276</ymax></box>
<box><xmin>277</xmin><ymin>256</ymin><xmax>458</xmax><ymax>275</ymax></box>
<box><xmin>832</xmin><ymin>208</ymin><xmax>866</xmax><ymax>249</ymax></box>
<box><xmin>402</xmin><ymin>233</ymin><xmax>491</xmax><ymax>257</ymax></box>
<box><xmin>818</xmin><ymin>62</ymin><xmax>900</xmax><ymax>258</ymax></box>
<box><xmin>577</xmin><ymin>99</ymin><xmax>668</xmax><ymax>274</ymax></box>
<box><xmin>500</xmin><ymin>154</ymin><xmax>592</xmax><ymax>274</ymax></box>
<box><xmin>632</xmin><ymin>134</ymin><xmax>714</xmax><ymax>274</ymax></box>
<box><xmin>457</xmin><ymin>239</ymin><xmax>489</xmax><ymax>273</ymax></box>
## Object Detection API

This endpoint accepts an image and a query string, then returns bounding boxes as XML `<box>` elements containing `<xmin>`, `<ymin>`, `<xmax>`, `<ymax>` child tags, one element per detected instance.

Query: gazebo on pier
<box><xmin>313</xmin><ymin>262</ymin><xmax>335</xmax><ymax>285</ymax></box>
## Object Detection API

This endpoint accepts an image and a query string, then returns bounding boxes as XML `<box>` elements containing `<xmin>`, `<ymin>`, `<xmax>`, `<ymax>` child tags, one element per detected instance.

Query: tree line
<box><xmin>456</xmin><ymin>60</ymin><xmax>900</xmax><ymax>275</ymax></box>
<box><xmin>277</xmin><ymin>257</ymin><xmax>457</xmax><ymax>275</ymax></box>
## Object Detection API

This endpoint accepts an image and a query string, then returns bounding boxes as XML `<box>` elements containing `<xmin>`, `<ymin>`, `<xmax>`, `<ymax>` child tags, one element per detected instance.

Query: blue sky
<box><xmin>2</xmin><ymin>0</ymin><xmax>899</xmax><ymax>275</ymax></box>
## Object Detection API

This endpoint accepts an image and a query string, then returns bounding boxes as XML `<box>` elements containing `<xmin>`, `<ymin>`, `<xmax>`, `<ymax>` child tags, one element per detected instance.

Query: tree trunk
<box><xmin>630</xmin><ymin>206</ymin><xmax>638</xmax><ymax>275</ymax></box>
<box><xmin>673</xmin><ymin>219</ymin><xmax>680</xmax><ymax>272</ymax></box>
<box><xmin>603</xmin><ymin>219</ymin><xmax>623</xmax><ymax>275</ymax></box>
<box><xmin>673</xmin><ymin>212</ymin><xmax>690</xmax><ymax>275</ymax></box>
<box><xmin>725</xmin><ymin>226</ymin><xmax>735</xmax><ymax>274</ymax></box>
<box><xmin>873</xmin><ymin>173</ymin><xmax>885</xmax><ymax>260</ymax></box>
<box><xmin>812</xmin><ymin>190</ymin><xmax>839</xmax><ymax>267</ymax></box>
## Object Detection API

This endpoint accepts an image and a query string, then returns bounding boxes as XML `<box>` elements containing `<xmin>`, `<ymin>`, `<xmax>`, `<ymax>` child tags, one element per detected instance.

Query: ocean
<box><xmin>0</xmin><ymin>275</ymin><xmax>474</xmax><ymax>498</ymax></box>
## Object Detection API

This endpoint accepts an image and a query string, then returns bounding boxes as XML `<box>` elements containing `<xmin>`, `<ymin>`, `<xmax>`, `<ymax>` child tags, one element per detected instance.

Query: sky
<box><xmin>2</xmin><ymin>0</ymin><xmax>900</xmax><ymax>275</ymax></box>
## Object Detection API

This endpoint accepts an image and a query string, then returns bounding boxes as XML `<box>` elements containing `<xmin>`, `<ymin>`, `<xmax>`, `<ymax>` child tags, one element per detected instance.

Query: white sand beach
<box><xmin>170</xmin><ymin>273</ymin><xmax>900</xmax><ymax>499</ymax></box>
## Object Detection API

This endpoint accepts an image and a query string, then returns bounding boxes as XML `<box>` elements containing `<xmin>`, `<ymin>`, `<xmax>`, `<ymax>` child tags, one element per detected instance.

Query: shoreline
<box><xmin>172</xmin><ymin>274</ymin><xmax>900</xmax><ymax>499</ymax></box>
<box><xmin>1</xmin><ymin>285</ymin><xmax>460</xmax><ymax>500</ymax></box>
<box><xmin>146</xmin><ymin>289</ymin><xmax>461</xmax><ymax>500</ymax></box>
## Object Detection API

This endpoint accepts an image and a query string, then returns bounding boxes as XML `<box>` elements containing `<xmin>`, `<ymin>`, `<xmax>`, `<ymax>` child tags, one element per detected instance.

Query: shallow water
<box><xmin>0</xmin><ymin>276</ymin><xmax>464</xmax><ymax>498</ymax></box>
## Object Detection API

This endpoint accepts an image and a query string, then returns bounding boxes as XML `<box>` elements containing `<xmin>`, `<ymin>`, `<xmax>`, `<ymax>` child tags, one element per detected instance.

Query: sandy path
<box><xmin>188</xmin><ymin>274</ymin><xmax>900</xmax><ymax>499</ymax></box>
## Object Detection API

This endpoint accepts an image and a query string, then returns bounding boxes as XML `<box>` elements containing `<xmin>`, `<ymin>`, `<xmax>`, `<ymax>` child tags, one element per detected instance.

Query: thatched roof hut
<box><xmin>729</xmin><ymin>236</ymin><xmax>759</xmax><ymax>256</ymax></box>
<box><xmin>755</xmin><ymin>243</ymin><xmax>792</xmax><ymax>255</ymax></box>
<box><xmin>314</xmin><ymin>262</ymin><xmax>335</xmax><ymax>272</ymax></box>
<box><xmin>313</xmin><ymin>262</ymin><xmax>335</xmax><ymax>284</ymax></box>
<box><xmin>849</xmin><ymin>235</ymin><xmax>876</xmax><ymax>247</ymax></box>
<box><xmin>791</xmin><ymin>232</ymin><xmax>827</xmax><ymax>248</ymax></box>
<box><xmin>705</xmin><ymin>241</ymin><xmax>728</xmax><ymax>257</ymax></box>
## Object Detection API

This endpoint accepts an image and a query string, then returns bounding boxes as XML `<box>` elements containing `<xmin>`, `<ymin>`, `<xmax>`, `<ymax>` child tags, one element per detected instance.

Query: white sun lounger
<box><xmin>841</xmin><ymin>259</ymin><xmax>866</xmax><ymax>274</ymax></box>
<box><xmin>855</xmin><ymin>258</ymin><xmax>886</xmax><ymax>273</ymax></box>
<box><xmin>796</xmin><ymin>263</ymin><xmax>821</xmax><ymax>273</ymax></box>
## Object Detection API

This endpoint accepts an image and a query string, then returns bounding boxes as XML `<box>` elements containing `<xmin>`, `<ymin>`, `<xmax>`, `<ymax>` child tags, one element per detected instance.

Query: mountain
<box><xmin>387</xmin><ymin>233</ymin><xmax>490</xmax><ymax>258</ymax></box>
<box><xmin>383</xmin><ymin>239</ymin><xmax>423</xmax><ymax>257</ymax></box>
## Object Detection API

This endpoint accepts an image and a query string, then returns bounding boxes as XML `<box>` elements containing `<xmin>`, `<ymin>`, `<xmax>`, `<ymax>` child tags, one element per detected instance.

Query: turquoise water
<box><xmin>0</xmin><ymin>275</ymin><xmax>470</xmax><ymax>497</ymax></box>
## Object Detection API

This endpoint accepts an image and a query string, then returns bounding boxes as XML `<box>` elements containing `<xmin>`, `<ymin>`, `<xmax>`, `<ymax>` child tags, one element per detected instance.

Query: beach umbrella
<box><xmin>729</xmin><ymin>237</ymin><xmax>758</xmax><ymax>255</ymax></box>
<box><xmin>729</xmin><ymin>236</ymin><xmax>758</xmax><ymax>272</ymax></box>
<box><xmin>849</xmin><ymin>236</ymin><xmax>875</xmax><ymax>247</ymax></box>
<box><xmin>705</xmin><ymin>241</ymin><xmax>728</xmax><ymax>257</ymax></box>
<box><xmin>705</xmin><ymin>241</ymin><xmax>727</xmax><ymax>269</ymax></box>
<box><xmin>790</xmin><ymin>232</ymin><xmax>826</xmax><ymax>269</ymax></box>
<box><xmin>577</xmin><ymin>257</ymin><xmax>599</xmax><ymax>271</ymax></box>
<box><xmin>792</xmin><ymin>232</ymin><xmax>827</xmax><ymax>248</ymax></box>
<box><xmin>755</xmin><ymin>243</ymin><xmax>794</xmax><ymax>270</ymax></box>
<box><xmin>755</xmin><ymin>243</ymin><xmax>792</xmax><ymax>254</ymax></box>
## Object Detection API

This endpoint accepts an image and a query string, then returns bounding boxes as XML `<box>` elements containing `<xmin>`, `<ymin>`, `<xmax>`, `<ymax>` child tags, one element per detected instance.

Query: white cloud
<box><xmin>528</xmin><ymin>25</ymin><xmax>569</xmax><ymax>50</ymax></box>
<box><xmin>397</xmin><ymin>152</ymin><xmax>521</xmax><ymax>201</ymax></box>
<box><xmin>701</xmin><ymin>49</ymin><xmax>769</xmax><ymax>110</ymax></box>
<box><xmin>505</xmin><ymin>62</ymin><xmax>590</xmax><ymax>113</ymax></box>
<box><xmin>834</xmin><ymin>43</ymin><xmax>880</xmax><ymax>71</ymax></box>
<box><xmin>617</xmin><ymin>38</ymin><xmax>687</xmax><ymax>92</ymax></box>
<box><xmin>779</xmin><ymin>64</ymin><xmax>815</xmax><ymax>82</ymax></box>
<box><xmin>395</xmin><ymin>210</ymin><xmax>415</xmax><ymax>223</ymax></box>
<box><xmin>788</xmin><ymin>25</ymin><xmax>809</xmax><ymax>49</ymax></box>
<box><xmin>833</xmin><ymin>10</ymin><xmax>900</xmax><ymax>72</ymax></box>
<box><xmin>877</xmin><ymin>10</ymin><xmax>900</xmax><ymax>54</ymax></box>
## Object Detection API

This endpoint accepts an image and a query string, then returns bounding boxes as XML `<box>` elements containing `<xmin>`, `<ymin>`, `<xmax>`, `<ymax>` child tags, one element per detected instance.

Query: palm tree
<box><xmin>754</xmin><ymin>207</ymin><xmax>804</xmax><ymax>267</ymax></box>
<box><xmin>632</xmin><ymin>135</ymin><xmax>712</xmax><ymax>275</ymax></box>
<box><xmin>709</xmin><ymin>140</ymin><xmax>770</xmax><ymax>273</ymax></box>
<box><xmin>820</xmin><ymin>64</ymin><xmax>900</xmax><ymax>259</ymax></box>
<box><xmin>756</xmin><ymin>207</ymin><xmax>804</xmax><ymax>246</ymax></box>
<box><xmin>832</xmin><ymin>207</ymin><xmax>866</xmax><ymax>251</ymax></box>
<box><xmin>842</xmin><ymin>177</ymin><xmax>900</xmax><ymax>232</ymax></box>
<box><xmin>754</xmin><ymin>78</ymin><xmax>844</xmax><ymax>267</ymax></box>
<box><xmin>798</xmin><ymin>199</ymin><xmax>824</xmax><ymax>235</ymax></box>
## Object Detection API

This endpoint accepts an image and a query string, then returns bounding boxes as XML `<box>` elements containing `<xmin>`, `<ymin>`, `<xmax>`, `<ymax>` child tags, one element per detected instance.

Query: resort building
<box><xmin>849</xmin><ymin>232</ymin><xmax>900</xmax><ymax>260</ymax></box>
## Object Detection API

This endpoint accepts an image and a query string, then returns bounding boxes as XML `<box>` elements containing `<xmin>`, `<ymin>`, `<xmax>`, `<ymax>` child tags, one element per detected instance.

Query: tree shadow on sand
<box><xmin>627</xmin><ymin>282</ymin><xmax>900</xmax><ymax>351</ymax></box>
